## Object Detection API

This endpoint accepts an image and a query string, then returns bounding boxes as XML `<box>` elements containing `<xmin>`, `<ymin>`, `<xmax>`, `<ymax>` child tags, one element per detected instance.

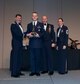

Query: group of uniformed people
<box><xmin>10</xmin><ymin>12</ymin><xmax>69</xmax><ymax>78</ymax></box>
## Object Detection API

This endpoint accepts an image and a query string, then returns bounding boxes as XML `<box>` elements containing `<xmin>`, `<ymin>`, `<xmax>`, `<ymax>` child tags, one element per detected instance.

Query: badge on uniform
<box><xmin>61</xmin><ymin>30</ymin><xmax>63</xmax><ymax>33</ymax></box>
<box><xmin>37</xmin><ymin>26</ymin><xmax>41</xmax><ymax>31</ymax></box>
<box><xmin>66</xmin><ymin>30</ymin><xmax>69</xmax><ymax>35</ymax></box>
<box><xmin>37</xmin><ymin>26</ymin><xmax>41</xmax><ymax>29</ymax></box>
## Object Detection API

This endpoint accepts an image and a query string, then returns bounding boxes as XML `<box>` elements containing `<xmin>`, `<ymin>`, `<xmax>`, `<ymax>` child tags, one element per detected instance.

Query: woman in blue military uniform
<box><xmin>57</xmin><ymin>18</ymin><xmax>69</xmax><ymax>74</ymax></box>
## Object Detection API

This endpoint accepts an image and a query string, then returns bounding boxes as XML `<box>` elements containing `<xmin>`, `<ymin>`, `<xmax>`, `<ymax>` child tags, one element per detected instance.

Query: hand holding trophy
<box><xmin>27</xmin><ymin>32</ymin><xmax>33</xmax><ymax>38</ymax></box>
<box><xmin>31</xmin><ymin>24</ymin><xmax>37</xmax><ymax>36</ymax></box>
<box><xmin>31</xmin><ymin>32</ymin><xmax>39</xmax><ymax>37</ymax></box>
<box><xmin>31</xmin><ymin>25</ymin><xmax>39</xmax><ymax>37</ymax></box>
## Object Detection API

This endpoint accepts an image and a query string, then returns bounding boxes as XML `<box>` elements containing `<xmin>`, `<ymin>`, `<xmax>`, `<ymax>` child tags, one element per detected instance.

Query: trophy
<box><xmin>31</xmin><ymin>24</ymin><xmax>37</xmax><ymax>37</ymax></box>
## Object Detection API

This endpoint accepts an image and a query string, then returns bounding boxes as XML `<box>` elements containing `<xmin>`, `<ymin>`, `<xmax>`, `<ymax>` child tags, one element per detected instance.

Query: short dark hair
<box><xmin>32</xmin><ymin>11</ymin><xmax>38</xmax><ymax>14</ymax></box>
<box><xmin>58</xmin><ymin>18</ymin><xmax>64</xmax><ymax>22</ymax></box>
<box><xmin>15</xmin><ymin>14</ymin><xmax>22</xmax><ymax>17</ymax></box>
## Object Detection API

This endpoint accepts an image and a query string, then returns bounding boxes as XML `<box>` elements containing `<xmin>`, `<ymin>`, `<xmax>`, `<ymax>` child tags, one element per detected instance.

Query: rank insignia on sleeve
<box><xmin>66</xmin><ymin>30</ymin><xmax>69</xmax><ymax>34</ymax></box>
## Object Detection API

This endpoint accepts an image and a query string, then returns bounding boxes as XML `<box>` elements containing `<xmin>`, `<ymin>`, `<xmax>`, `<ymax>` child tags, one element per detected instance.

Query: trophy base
<box><xmin>31</xmin><ymin>32</ymin><xmax>37</xmax><ymax>37</ymax></box>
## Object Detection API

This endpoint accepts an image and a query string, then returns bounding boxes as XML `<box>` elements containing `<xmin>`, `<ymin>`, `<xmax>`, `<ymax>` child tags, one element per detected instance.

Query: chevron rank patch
<box><xmin>66</xmin><ymin>30</ymin><xmax>69</xmax><ymax>35</ymax></box>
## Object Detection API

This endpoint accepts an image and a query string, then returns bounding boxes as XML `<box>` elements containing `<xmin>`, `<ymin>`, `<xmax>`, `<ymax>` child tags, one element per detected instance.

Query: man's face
<box><xmin>15</xmin><ymin>16</ymin><xmax>22</xmax><ymax>24</ymax></box>
<box><xmin>32</xmin><ymin>13</ymin><xmax>38</xmax><ymax>21</ymax></box>
<box><xmin>42</xmin><ymin>16</ymin><xmax>48</xmax><ymax>24</ymax></box>
<box><xmin>58</xmin><ymin>19</ymin><xmax>64</xmax><ymax>26</ymax></box>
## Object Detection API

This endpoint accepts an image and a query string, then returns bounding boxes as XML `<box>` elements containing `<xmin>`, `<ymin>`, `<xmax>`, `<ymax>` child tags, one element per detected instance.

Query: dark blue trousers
<box><xmin>10</xmin><ymin>47</ymin><xmax>22</xmax><ymax>76</ymax></box>
<box><xmin>57</xmin><ymin>48</ymin><xmax>68</xmax><ymax>73</ymax></box>
<box><xmin>29</xmin><ymin>48</ymin><xmax>41</xmax><ymax>73</ymax></box>
<box><xmin>42</xmin><ymin>42</ymin><xmax>54</xmax><ymax>72</ymax></box>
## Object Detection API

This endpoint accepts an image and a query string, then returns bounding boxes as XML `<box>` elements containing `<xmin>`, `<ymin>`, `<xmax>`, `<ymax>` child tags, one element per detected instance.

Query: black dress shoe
<box><xmin>41</xmin><ymin>71</ymin><xmax>48</xmax><ymax>74</ymax></box>
<box><xmin>11</xmin><ymin>75</ymin><xmax>20</xmax><ymax>78</ymax></box>
<box><xmin>65</xmin><ymin>71</ymin><xmax>68</xmax><ymax>74</ymax></box>
<box><xmin>29</xmin><ymin>73</ymin><xmax>35</xmax><ymax>76</ymax></box>
<box><xmin>36</xmin><ymin>73</ymin><xmax>40</xmax><ymax>76</ymax></box>
<box><xmin>48</xmin><ymin>71</ymin><xmax>54</xmax><ymax>75</ymax></box>
<box><xmin>20</xmin><ymin>72</ymin><xmax>25</xmax><ymax>76</ymax></box>
<box><xmin>58</xmin><ymin>72</ymin><xmax>65</xmax><ymax>75</ymax></box>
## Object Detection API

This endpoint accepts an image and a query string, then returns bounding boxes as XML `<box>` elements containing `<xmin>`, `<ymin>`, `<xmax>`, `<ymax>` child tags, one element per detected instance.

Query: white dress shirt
<box><xmin>19</xmin><ymin>24</ymin><xmax>23</xmax><ymax>33</ymax></box>
<box><xmin>33</xmin><ymin>21</ymin><xmax>37</xmax><ymax>26</ymax></box>
<box><xmin>57</xmin><ymin>28</ymin><xmax>61</xmax><ymax>37</ymax></box>
<box><xmin>57</xmin><ymin>25</ymin><xmax>63</xmax><ymax>37</ymax></box>
<box><xmin>44</xmin><ymin>23</ymin><xmax>47</xmax><ymax>31</ymax></box>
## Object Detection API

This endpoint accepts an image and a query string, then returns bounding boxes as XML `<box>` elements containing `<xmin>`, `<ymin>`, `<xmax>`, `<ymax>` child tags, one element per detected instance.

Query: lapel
<box><xmin>15</xmin><ymin>22</ymin><xmax>23</xmax><ymax>34</ymax></box>
<box><xmin>31</xmin><ymin>22</ymin><xmax>33</xmax><ymax>28</ymax></box>
<box><xmin>35</xmin><ymin>21</ymin><xmax>39</xmax><ymax>28</ymax></box>
<box><xmin>31</xmin><ymin>22</ymin><xmax>38</xmax><ymax>32</ymax></box>
<box><xmin>34</xmin><ymin>21</ymin><xmax>40</xmax><ymax>31</ymax></box>
<box><xmin>60</xmin><ymin>25</ymin><xmax>64</xmax><ymax>34</ymax></box>
<box><xmin>57</xmin><ymin>28</ymin><xmax>59</xmax><ymax>32</ymax></box>
<box><xmin>46</xmin><ymin>24</ymin><xmax>49</xmax><ymax>32</ymax></box>
<box><xmin>31</xmin><ymin>21</ymin><xmax>39</xmax><ymax>28</ymax></box>
<box><xmin>57</xmin><ymin>25</ymin><xmax>64</xmax><ymax>36</ymax></box>
<box><xmin>46</xmin><ymin>24</ymin><xmax>51</xmax><ymax>33</ymax></box>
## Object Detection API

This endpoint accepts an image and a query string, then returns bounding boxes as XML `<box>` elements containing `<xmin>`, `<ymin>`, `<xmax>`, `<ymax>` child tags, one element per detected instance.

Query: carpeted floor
<box><xmin>0</xmin><ymin>69</ymin><xmax>80</xmax><ymax>84</ymax></box>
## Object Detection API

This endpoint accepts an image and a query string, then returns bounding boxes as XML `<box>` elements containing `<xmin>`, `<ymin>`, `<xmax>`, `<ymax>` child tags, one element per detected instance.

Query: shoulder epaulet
<box><xmin>12</xmin><ymin>22</ymin><xmax>15</xmax><ymax>24</ymax></box>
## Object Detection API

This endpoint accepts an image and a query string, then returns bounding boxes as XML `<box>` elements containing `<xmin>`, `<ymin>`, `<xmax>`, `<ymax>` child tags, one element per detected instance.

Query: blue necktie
<box><xmin>58</xmin><ymin>28</ymin><xmax>61</xmax><ymax>37</ymax></box>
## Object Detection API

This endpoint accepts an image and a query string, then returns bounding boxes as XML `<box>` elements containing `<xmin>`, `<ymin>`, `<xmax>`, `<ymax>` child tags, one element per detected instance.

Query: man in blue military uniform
<box><xmin>10</xmin><ymin>14</ymin><xmax>24</xmax><ymax>77</ymax></box>
<box><xmin>41</xmin><ymin>16</ymin><xmax>56</xmax><ymax>75</ymax></box>
<box><xmin>26</xmin><ymin>12</ymin><xmax>44</xmax><ymax>76</ymax></box>
<box><xmin>57</xmin><ymin>18</ymin><xmax>69</xmax><ymax>74</ymax></box>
